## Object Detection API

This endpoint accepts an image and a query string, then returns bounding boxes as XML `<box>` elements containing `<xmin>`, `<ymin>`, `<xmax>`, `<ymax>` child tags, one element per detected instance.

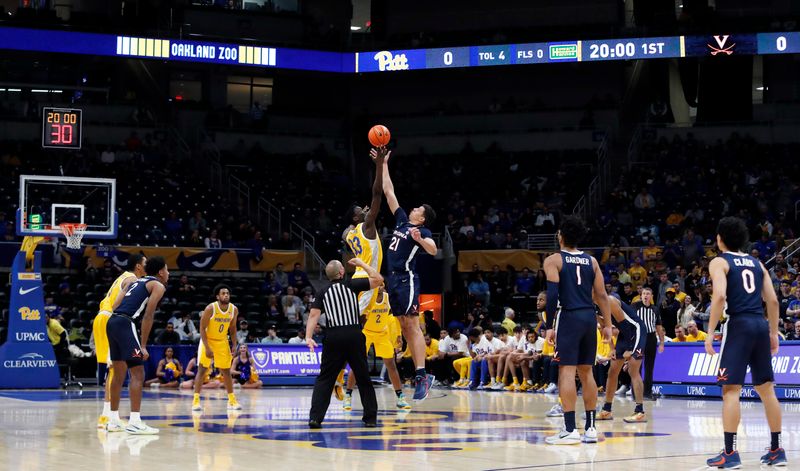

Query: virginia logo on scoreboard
<box><xmin>708</xmin><ymin>35</ymin><xmax>735</xmax><ymax>55</ymax></box>
<box><xmin>374</xmin><ymin>51</ymin><xmax>410</xmax><ymax>71</ymax></box>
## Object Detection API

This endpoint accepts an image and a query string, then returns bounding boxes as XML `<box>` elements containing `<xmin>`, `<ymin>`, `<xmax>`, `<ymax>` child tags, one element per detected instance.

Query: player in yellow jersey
<box><xmin>343</xmin><ymin>285</ymin><xmax>410</xmax><ymax>410</ymax></box>
<box><xmin>192</xmin><ymin>284</ymin><xmax>241</xmax><ymax>412</ymax></box>
<box><xmin>95</xmin><ymin>254</ymin><xmax>146</xmax><ymax>430</ymax></box>
<box><xmin>336</xmin><ymin>146</ymin><xmax>388</xmax><ymax>401</ymax></box>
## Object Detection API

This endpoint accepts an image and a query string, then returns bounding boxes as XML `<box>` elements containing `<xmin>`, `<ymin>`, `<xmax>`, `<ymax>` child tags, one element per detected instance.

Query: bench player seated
<box><xmin>491</xmin><ymin>325</ymin><xmax>523</xmax><ymax>389</ymax></box>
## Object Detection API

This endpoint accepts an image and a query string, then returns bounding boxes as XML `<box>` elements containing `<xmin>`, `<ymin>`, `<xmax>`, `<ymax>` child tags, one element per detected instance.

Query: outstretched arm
<box><xmin>382</xmin><ymin>154</ymin><xmax>400</xmax><ymax>214</ymax></box>
<box><xmin>364</xmin><ymin>148</ymin><xmax>387</xmax><ymax>238</ymax></box>
<box><xmin>705</xmin><ymin>257</ymin><xmax>727</xmax><ymax>355</ymax></box>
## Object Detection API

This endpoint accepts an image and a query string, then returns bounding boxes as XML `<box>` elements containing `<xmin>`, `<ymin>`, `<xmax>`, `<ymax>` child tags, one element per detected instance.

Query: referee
<box><xmin>631</xmin><ymin>287</ymin><xmax>665</xmax><ymax>400</ymax></box>
<box><xmin>306</xmin><ymin>258</ymin><xmax>382</xmax><ymax>429</ymax></box>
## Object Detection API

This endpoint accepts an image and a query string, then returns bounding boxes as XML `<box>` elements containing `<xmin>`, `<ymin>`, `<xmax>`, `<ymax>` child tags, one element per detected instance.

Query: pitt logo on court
<box><xmin>374</xmin><ymin>51</ymin><xmax>409</xmax><ymax>71</ymax></box>
<box><xmin>19</xmin><ymin>307</ymin><xmax>41</xmax><ymax>321</ymax></box>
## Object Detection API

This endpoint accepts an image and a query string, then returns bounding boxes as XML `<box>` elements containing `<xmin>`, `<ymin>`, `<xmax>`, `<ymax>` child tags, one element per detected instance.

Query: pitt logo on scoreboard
<box><xmin>374</xmin><ymin>51</ymin><xmax>410</xmax><ymax>71</ymax></box>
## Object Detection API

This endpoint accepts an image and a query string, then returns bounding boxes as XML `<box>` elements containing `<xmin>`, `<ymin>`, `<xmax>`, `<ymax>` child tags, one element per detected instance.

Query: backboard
<box><xmin>16</xmin><ymin>175</ymin><xmax>117</xmax><ymax>240</ymax></box>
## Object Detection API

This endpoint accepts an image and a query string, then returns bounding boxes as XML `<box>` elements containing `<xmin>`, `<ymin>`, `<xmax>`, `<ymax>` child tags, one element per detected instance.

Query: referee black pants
<box><xmin>642</xmin><ymin>332</ymin><xmax>657</xmax><ymax>397</ymax></box>
<box><xmin>310</xmin><ymin>325</ymin><xmax>377</xmax><ymax>423</ymax></box>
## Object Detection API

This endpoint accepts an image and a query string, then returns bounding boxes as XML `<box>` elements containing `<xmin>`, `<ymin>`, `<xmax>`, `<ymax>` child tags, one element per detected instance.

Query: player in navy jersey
<box><xmin>543</xmin><ymin>216</ymin><xmax>611</xmax><ymax>445</ymax></box>
<box><xmin>382</xmin><ymin>151</ymin><xmax>438</xmax><ymax>401</ymax></box>
<box><xmin>597</xmin><ymin>296</ymin><xmax>648</xmax><ymax>423</ymax></box>
<box><xmin>106</xmin><ymin>256</ymin><xmax>169</xmax><ymax>435</ymax></box>
<box><xmin>705</xmin><ymin>217</ymin><xmax>786</xmax><ymax>468</ymax></box>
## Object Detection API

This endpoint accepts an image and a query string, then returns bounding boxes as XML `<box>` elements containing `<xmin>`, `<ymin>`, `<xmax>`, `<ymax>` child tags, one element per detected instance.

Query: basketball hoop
<box><xmin>59</xmin><ymin>223</ymin><xmax>87</xmax><ymax>249</ymax></box>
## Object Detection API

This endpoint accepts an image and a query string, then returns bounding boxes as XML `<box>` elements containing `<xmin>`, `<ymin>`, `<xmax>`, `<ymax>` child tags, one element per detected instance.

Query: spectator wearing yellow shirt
<box><xmin>672</xmin><ymin>325</ymin><xmax>688</xmax><ymax>342</ymax></box>
<box><xmin>642</xmin><ymin>238</ymin><xmax>662</xmax><ymax>270</ymax></box>
<box><xmin>685</xmin><ymin>321</ymin><xmax>707</xmax><ymax>342</ymax></box>
<box><xmin>46</xmin><ymin>313</ymin><xmax>67</xmax><ymax>347</ymax></box>
<box><xmin>399</xmin><ymin>333</ymin><xmax>439</xmax><ymax>383</ymax></box>
<box><xmin>501</xmin><ymin>308</ymin><xmax>517</xmax><ymax>334</ymax></box>
<box><xmin>628</xmin><ymin>257</ymin><xmax>648</xmax><ymax>288</ymax></box>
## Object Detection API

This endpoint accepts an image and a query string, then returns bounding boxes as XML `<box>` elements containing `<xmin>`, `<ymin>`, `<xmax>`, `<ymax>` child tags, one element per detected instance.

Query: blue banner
<box><xmin>0</xmin><ymin>251</ymin><xmax>60</xmax><ymax>388</ymax></box>
<box><xmin>654</xmin><ymin>341</ymin><xmax>800</xmax><ymax>386</ymax></box>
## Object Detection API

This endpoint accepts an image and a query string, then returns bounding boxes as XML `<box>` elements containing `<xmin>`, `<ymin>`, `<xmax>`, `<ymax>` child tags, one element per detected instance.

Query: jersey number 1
<box><xmin>576</xmin><ymin>266</ymin><xmax>582</xmax><ymax>285</ymax></box>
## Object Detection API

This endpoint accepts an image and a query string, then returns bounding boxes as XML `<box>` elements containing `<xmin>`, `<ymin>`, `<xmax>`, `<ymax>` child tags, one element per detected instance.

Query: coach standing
<box><xmin>306</xmin><ymin>258</ymin><xmax>382</xmax><ymax>428</ymax></box>
<box><xmin>632</xmin><ymin>287</ymin><xmax>665</xmax><ymax>400</ymax></box>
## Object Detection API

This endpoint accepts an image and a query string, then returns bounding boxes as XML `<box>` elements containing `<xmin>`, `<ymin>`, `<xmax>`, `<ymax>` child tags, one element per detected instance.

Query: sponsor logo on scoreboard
<box><xmin>549</xmin><ymin>44</ymin><xmax>579</xmax><ymax>60</ymax></box>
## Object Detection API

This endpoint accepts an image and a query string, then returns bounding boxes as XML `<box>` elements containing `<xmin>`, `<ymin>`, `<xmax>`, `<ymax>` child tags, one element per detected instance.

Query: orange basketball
<box><xmin>368</xmin><ymin>125</ymin><xmax>391</xmax><ymax>147</ymax></box>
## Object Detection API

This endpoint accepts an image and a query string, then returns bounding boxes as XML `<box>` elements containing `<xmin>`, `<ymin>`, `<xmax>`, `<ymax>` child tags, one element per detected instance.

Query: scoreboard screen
<box><xmin>42</xmin><ymin>107</ymin><xmax>82</xmax><ymax>150</ymax></box>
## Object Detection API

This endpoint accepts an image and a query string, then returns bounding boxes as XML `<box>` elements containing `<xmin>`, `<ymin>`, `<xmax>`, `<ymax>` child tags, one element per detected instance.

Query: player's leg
<box><xmin>546</xmin><ymin>314</ymin><xmax>585</xmax><ymax>445</ymax></box>
<box><xmin>600</xmin><ymin>359</ymin><xmax>623</xmax><ymax>419</ymax></box>
<box><xmin>95</xmin><ymin>313</ymin><xmax>113</xmax><ymax>428</ymax></box>
<box><xmin>180</xmin><ymin>379</ymin><xmax>194</xmax><ymax>389</ymax></box>
<box><xmin>707</xmin><ymin>321</ymin><xmax>746</xmax><ymax>468</ymax></box>
<box><xmin>623</xmin><ymin>356</ymin><xmax>647</xmax><ymax>422</ymax></box>
<box><xmin>214</xmin><ymin>342</ymin><xmax>240</xmax><ymax>410</ymax></box>
<box><xmin>193</xmin><ymin>342</ymin><xmax>211</xmax><ymax>411</ymax></box>
<box><xmin>390</xmin><ymin>274</ymin><xmax>432</xmax><ymax>400</ymax></box>
<box><xmin>504</xmin><ymin>355</ymin><xmax>520</xmax><ymax>390</ymax></box>
<box><xmin>108</xmin><ymin>361</ymin><xmax>128</xmax><ymax>430</ymax></box>
<box><xmin>749</xmin><ymin>317</ymin><xmax>786</xmax><ymax>466</ymax></box>
<box><xmin>575</xmin><ymin>314</ymin><xmax>599</xmax><ymax>441</ymax></box>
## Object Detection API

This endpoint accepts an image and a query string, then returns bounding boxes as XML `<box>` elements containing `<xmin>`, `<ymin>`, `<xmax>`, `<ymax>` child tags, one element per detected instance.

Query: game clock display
<box><xmin>42</xmin><ymin>107</ymin><xmax>82</xmax><ymax>149</ymax></box>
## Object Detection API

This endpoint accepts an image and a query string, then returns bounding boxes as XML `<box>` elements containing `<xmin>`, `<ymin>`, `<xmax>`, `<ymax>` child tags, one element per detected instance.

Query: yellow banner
<box><xmin>66</xmin><ymin>246</ymin><xmax>303</xmax><ymax>272</ymax></box>
<box><xmin>458</xmin><ymin>250</ymin><xmax>543</xmax><ymax>272</ymax></box>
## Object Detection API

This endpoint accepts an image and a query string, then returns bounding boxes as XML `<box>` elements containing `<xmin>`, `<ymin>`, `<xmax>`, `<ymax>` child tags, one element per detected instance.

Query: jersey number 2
<box><xmin>124</xmin><ymin>282</ymin><xmax>139</xmax><ymax>296</ymax></box>
<box><xmin>742</xmin><ymin>269</ymin><xmax>756</xmax><ymax>294</ymax></box>
<box><xmin>389</xmin><ymin>236</ymin><xmax>400</xmax><ymax>251</ymax></box>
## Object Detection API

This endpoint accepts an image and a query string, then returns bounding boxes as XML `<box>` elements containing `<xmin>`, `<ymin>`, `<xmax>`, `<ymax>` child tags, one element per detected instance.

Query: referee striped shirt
<box><xmin>631</xmin><ymin>301</ymin><xmax>662</xmax><ymax>334</ymax></box>
<box><xmin>310</xmin><ymin>278</ymin><xmax>371</xmax><ymax>328</ymax></box>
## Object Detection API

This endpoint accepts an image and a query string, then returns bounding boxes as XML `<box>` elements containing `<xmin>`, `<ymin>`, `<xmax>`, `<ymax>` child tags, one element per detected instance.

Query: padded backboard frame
<box><xmin>16</xmin><ymin>174</ymin><xmax>117</xmax><ymax>239</ymax></box>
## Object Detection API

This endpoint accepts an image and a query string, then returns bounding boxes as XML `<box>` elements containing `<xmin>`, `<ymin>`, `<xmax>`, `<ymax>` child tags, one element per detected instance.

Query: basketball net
<box><xmin>59</xmin><ymin>223</ymin><xmax>87</xmax><ymax>250</ymax></box>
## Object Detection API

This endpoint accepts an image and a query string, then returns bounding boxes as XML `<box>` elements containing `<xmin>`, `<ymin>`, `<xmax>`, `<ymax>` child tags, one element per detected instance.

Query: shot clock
<box><xmin>42</xmin><ymin>107</ymin><xmax>82</xmax><ymax>150</ymax></box>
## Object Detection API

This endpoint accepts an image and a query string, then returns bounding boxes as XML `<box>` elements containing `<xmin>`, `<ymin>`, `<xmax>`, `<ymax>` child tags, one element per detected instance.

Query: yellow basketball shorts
<box><xmin>93</xmin><ymin>311</ymin><xmax>112</xmax><ymax>365</ymax></box>
<box><xmin>198</xmin><ymin>339</ymin><xmax>233</xmax><ymax>369</ymax></box>
<box><xmin>364</xmin><ymin>329</ymin><xmax>395</xmax><ymax>359</ymax></box>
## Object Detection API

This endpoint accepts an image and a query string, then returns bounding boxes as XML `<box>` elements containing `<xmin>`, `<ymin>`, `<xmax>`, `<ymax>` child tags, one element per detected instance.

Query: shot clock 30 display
<box><xmin>42</xmin><ymin>107</ymin><xmax>82</xmax><ymax>149</ymax></box>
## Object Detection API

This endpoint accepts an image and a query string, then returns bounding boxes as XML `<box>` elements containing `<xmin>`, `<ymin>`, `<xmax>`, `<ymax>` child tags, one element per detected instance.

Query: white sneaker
<box><xmin>125</xmin><ymin>422</ymin><xmax>159</xmax><ymax>435</ymax></box>
<box><xmin>149</xmin><ymin>383</ymin><xmax>160</xmax><ymax>389</ymax></box>
<box><xmin>491</xmin><ymin>382</ymin><xmax>506</xmax><ymax>390</ymax></box>
<box><xmin>582</xmin><ymin>427</ymin><xmax>599</xmax><ymax>443</ymax></box>
<box><xmin>106</xmin><ymin>421</ymin><xmax>126</xmax><ymax>433</ymax></box>
<box><xmin>233</xmin><ymin>383</ymin><xmax>242</xmax><ymax>389</ymax></box>
<box><xmin>544</xmin><ymin>383</ymin><xmax>558</xmax><ymax>394</ymax></box>
<box><xmin>626</xmin><ymin>389</ymin><xmax>633</xmax><ymax>397</ymax></box>
<box><xmin>545</xmin><ymin>428</ymin><xmax>581</xmax><ymax>445</ymax></box>
<box><xmin>227</xmin><ymin>401</ymin><xmax>243</xmax><ymax>411</ymax></box>
<box><xmin>546</xmin><ymin>404</ymin><xmax>564</xmax><ymax>417</ymax></box>
<box><xmin>615</xmin><ymin>385</ymin><xmax>629</xmax><ymax>396</ymax></box>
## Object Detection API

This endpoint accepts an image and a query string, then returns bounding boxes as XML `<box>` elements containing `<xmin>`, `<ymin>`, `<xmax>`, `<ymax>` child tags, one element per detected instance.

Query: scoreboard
<box><xmin>1</xmin><ymin>26</ymin><xmax>800</xmax><ymax>74</ymax></box>
<box><xmin>42</xmin><ymin>107</ymin><xmax>82</xmax><ymax>150</ymax></box>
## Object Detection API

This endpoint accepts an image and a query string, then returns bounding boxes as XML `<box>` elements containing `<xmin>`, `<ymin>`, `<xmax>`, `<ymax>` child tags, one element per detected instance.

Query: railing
<box><xmin>257</xmin><ymin>197</ymin><xmax>282</xmax><ymax>236</ymax></box>
<box><xmin>626</xmin><ymin>124</ymin><xmax>643</xmax><ymax>169</ymax></box>
<box><xmin>302</xmin><ymin>240</ymin><xmax>326</xmax><ymax>280</ymax></box>
<box><xmin>767</xmin><ymin>238</ymin><xmax>800</xmax><ymax>268</ymax></box>
<box><xmin>290</xmin><ymin>221</ymin><xmax>317</xmax><ymax>250</ymax></box>
<box><xmin>441</xmin><ymin>225</ymin><xmax>455</xmax><ymax>259</ymax></box>
<box><xmin>527</xmin><ymin>233</ymin><xmax>558</xmax><ymax>250</ymax></box>
<box><xmin>571</xmin><ymin>131</ymin><xmax>609</xmax><ymax>218</ymax></box>
<box><xmin>228</xmin><ymin>173</ymin><xmax>251</xmax><ymax>213</ymax></box>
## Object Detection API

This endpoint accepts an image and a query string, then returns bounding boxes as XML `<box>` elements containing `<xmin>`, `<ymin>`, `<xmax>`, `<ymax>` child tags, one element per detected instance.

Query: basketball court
<box><xmin>1</xmin><ymin>386</ymin><xmax>798</xmax><ymax>470</ymax></box>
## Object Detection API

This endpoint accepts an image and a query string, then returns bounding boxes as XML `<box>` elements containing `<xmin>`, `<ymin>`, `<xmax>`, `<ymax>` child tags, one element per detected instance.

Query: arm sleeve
<box><xmin>394</xmin><ymin>207</ymin><xmax>408</xmax><ymax>226</ymax></box>
<box><xmin>545</xmin><ymin>281</ymin><xmax>559</xmax><ymax>329</ymax></box>
<box><xmin>654</xmin><ymin>305</ymin><xmax>663</xmax><ymax>326</ymax></box>
<box><xmin>310</xmin><ymin>290</ymin><xmax>324</xmax><ymax>311</ymax></box>
<box><xmin>349</xmin><ymin>278</ymin><xmax>372</xmax><ymax>294</ymax></box>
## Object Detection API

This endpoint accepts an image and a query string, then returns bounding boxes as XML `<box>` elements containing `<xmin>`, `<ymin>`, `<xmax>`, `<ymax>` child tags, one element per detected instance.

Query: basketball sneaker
<box><xmin>343</xmin><ymin>394</ymin><xmax>352</xmax><ymax>411</ymax></box>
<box><xmin>396</xmin><ymin>393</ymin><xmax>412</xmax><ymax>410</ymax></box>
<box><xmin>227</xmin><ymin>399</ymin><xmax>243</xmax><ymax>411</ymax></box>
<box><xmin>191</xmin><ymin>396</ymin><xmax>202</xmax><ymax>412</ymax></box>
<box><xmin>581</xmin><ymin>427</ymin><xmax>598</xmax><ymax>443</ymax></box>
<box><xmin>706</xmin><ymin>450</ymin><xmax>742</xmax><ymax>469</ymax></box>
<box><xmin>106</xmin><ymin>420</ymin><xmax>126</xmax><ymax>433</ymax></box>
<box><xmin>125</xmin><ymin>422</ymin><xmax>159</xmax><ymax>435</ymax></box>
<box><xmin>544</xmin><ymin>383</ymin><xmax>558</xmax><ymax>394</ymax></box>
<box><xmin>492</xmin><ymin>381</ymin><xmax>506</xmax><ymax>390</ymax></box>
<box><xmin>623</xmin><ymin>412</ymin><xmax>647</xmax><ymax>423</ymax></box>
<box><xmin>545</xmin><ymin>428</ymin><xmax>581</xmax><ymax>445</ymax></box>
<box><xmin>760</xmin><ymin>447</ymin><xmax>788</xmax><ymax>467</ymax></box>
<box><xmin>546</xmin><ymin>404</ymin><xmax>564</xmax><ymax>417</ymax></box>
<box><xmin>504</xmin><ymin>382</ymin><xmax>519</xmax><ymax>391</ymax></box>
<box><xmin>413</xmin><ymin>374</ymin><xmax>434</xmax><ymax>402</ymax></box>
<box><xmin>597</xmin><ymin>410</ymin><xmax>613</xmax><ymax>421</ymax></box>
<box><xmin>615</xmin><ymin>385</ymin><xmax>629</xmax><ymax>396</ymax></box>
<box><xmin>97</xmin><ymin>415</ymin><xmax>110</xmax><ymax>430</ymax></box>
<box><xmin>518</xmin><ymin>382</ymin><xmax>534</xmax><ymax>392</ymax></box>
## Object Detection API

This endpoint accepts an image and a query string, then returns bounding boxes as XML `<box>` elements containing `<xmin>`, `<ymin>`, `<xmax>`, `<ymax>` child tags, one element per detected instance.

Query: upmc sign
<box><xmin>0</xmin><ymin>251</ymin><xmax>60</xmax><ymax>388</ymax></box>
<box><xmin>654</xmin><ymin>342</ymin><xmax>800</xmax><ymax>386</ymax></box>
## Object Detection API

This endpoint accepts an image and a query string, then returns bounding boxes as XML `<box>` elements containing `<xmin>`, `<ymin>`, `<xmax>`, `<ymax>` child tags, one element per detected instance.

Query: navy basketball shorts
<box><xmin>106</xmin><ymin>314</ymin><xmax>145</xmax><ymax>367</ymax></box>
<box><xmin>387</xmin><ymin>271</ymin><xmax>420</xmax><ymax>317</ymax></box>
<box><xmin>615</xmin><ymin>322</ymin><xmax>646</xmax><ymax>360</ymax></box>
<box><xmin>717</xmin><ymin>315</ymin><xmax>774</xmax><ymax>386</ymax></box>
<box><xmin>553</xmin><ymin>308</ymin><xmax>597</xmax><ymax>366</ymax></box>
